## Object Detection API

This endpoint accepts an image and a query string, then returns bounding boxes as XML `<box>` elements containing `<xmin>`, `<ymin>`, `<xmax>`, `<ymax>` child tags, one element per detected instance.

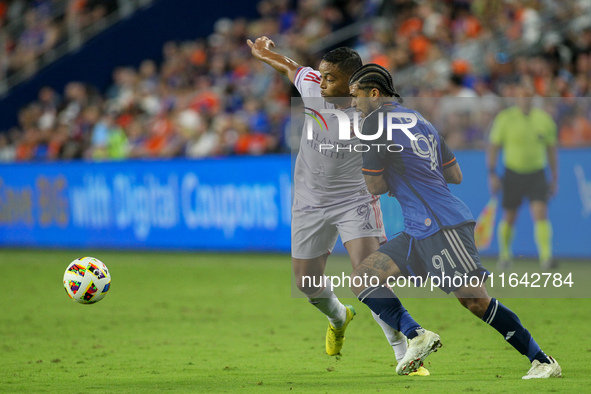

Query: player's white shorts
<box><xmin>291</xmin><ymin>195</ymin><xmax>387</xmax><ymax>260</ymax></box>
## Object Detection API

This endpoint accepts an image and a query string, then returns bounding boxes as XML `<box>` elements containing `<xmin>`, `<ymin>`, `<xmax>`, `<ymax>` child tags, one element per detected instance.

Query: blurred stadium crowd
<box><xmin>0</xmin><ymin>0</ymin><xmax>120</xmax><ymax>80</ymax></box>
<box><xmin>1</xmin><ymin>0</ymin><xmax>591</xmax><ymax>162</ymax></box>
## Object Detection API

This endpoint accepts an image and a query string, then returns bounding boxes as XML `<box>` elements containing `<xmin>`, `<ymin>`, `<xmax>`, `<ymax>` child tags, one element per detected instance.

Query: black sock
<box><xmin>482</xmin><ymin>298</ymin><xmax>549</xmax><ymax>363</ymax></box>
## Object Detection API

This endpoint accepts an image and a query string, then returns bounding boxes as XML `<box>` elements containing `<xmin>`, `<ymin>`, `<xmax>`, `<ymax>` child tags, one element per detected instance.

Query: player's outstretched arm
<box><xmin>247</xmin><ymin>36</ymin><xmax>301</xmax><ymax>84</ymax></box>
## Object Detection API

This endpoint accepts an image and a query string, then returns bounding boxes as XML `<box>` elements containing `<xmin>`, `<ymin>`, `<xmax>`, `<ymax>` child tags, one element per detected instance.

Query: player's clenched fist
<box><xmin>246</xmin><ymin>36</ymin><xmax>275</xmax><ymax>60</ymax></box>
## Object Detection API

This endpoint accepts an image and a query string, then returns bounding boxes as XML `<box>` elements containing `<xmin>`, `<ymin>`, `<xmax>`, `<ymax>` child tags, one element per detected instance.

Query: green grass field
<box><xmin>1</xmin><ymin>249</ymin><xmax>590</xmax><ymax>393</ymax></box>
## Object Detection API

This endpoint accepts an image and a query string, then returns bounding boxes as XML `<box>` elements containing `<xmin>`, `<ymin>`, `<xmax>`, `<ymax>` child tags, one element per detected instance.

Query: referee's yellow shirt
<box><xmin>489</xmin><ymin>106</ymin><xmax>557</xmax><ymax>174</ymax></box>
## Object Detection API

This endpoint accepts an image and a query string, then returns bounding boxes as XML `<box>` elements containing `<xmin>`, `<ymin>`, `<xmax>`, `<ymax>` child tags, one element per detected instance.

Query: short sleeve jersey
<box><xmin>293</xmin><ymin>67</ymin><xmax>370</xmax><ymax>207</ymax></box>
<box><xmin>489</xmin><ymin>106</ymin><xmax>557</xmax><ymax>174</ymax></box>
<box><xmin>361</xmin><ymin>102</ymin><xmax>474</xmax><ymax>240</ymax></box>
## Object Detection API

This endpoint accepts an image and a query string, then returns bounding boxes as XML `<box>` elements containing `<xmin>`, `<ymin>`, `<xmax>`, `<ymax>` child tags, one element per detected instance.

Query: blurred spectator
<box><xmin>559</xmin><ymin>103</ymin><xmax>591</xmax><ymax>147</ymax></box>
<box><xmin>37</xmin><ymin>86</ymin><xmax>60</xmax><ymax>128</ymax></box>
<box><xmin>0</xmin><ymin>132</ymin><xmax>15</xmax><ymax>162</ymax></box>
<box><xmin>9</xmin><ymin>8</ymin><xmax>59</xmax><ymax>77</ymax></box>
<box><xmin>1</xmin><ymin>0</ymin><xmax>123</xmax><ymax>83</ymax></box>
<box><xmin>143</xmin><ymin>110</ymin><xmax>175</xmax><ymax>157</ymax></box>
<box><xmin>87</xmin><ymin>106</ymin><xmax>127</xmax><ymax>159</ymax></box>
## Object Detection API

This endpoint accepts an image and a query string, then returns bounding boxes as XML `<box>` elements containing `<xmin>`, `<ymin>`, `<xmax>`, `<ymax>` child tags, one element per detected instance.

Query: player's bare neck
<box><xmin>334</xmin><ymin>97</ymin><xmax>353</xmax><ymax>109</ymax></box>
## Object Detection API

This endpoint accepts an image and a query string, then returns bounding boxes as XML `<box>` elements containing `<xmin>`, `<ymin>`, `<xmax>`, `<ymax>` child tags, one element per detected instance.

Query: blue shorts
<box><xmin>379</xmin><ymin>223</ymin><xmax>489</xmax><ymax>294</ymax></box>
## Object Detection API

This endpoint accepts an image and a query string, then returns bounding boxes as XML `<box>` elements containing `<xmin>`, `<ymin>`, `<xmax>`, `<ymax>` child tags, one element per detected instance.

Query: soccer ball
<box><xmin>63</xmin><ymin>257</ymin><xmax>111</xmax><ymax>304</ymax></box>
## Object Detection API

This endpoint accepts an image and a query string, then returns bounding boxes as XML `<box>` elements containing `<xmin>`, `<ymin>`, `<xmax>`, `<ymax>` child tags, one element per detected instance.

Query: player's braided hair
<box><xmin>321</xmin><ymin>47</ymin><xmax>363</xmax><ymax>76</ymax></box>
<box><xmin>349</xmin><ymin>64</ymin><xmax>403</xmax><ymax>103</ymax></box>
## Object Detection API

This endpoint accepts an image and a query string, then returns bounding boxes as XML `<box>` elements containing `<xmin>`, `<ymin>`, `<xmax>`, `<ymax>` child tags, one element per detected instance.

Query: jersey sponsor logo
<box><xmin>303</xmin><ymin>107</ymin><xmax>328</xmax><ymax>131</ymax></box>
<box><xmin>305</xmin><ymin>128</ymin><xmax>350</xmax><ymax>160</ymax></box>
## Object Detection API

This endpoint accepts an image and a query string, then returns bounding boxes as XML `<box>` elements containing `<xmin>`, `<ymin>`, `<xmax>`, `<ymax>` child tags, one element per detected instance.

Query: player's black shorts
<box><xmin>379</xmin><ymin>223</ymin><xmax>489</xmax><ymax>294</ymax></box>
<box><xmin>502</xmin><ymin>168</ymin><xmax>548</xmax><ymax>209</ymax></box>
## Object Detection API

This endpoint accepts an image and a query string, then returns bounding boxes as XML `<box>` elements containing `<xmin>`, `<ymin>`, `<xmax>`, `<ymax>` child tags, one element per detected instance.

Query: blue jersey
<box><xmin>361</xmin><ymin>102</ymin><xmax>474</xmax><ymax>240</ymax></box>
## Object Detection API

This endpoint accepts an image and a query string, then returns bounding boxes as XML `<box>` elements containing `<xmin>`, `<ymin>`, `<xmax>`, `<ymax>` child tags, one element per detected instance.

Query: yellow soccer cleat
<box><xmin>326</xmin><ymin>305</ymin><xmax>356</xmax><ymax>356</ymax></box>
<box><xmin>408</xmin><ymin>366</ymin><xmax>430</xmax><ymax>376</ymax></box>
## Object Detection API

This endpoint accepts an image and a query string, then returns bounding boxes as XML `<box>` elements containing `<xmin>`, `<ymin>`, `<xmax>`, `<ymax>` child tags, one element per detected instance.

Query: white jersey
<box><xmin>294</xmin><ymin>67</ymin><xmax>371</xmax><ymax>207</ymax></box>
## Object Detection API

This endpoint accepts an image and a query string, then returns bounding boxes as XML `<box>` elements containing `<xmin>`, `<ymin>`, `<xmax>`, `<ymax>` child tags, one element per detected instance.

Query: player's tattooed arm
<box><xmin>246</xmin><ymin>36</ymin><xmax>301</xmax><ymax>83</ymax></box>
<box><xmin>364</xmin><ymin>173</ymin><xmax>389</xmax><ymax>195</ymax></box>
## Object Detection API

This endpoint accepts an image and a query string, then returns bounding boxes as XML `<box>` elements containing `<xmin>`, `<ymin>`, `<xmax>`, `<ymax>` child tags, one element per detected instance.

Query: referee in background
<box><xmin>487</xmin><ymin>84</ymin><xmax>558</xmax><ymax>271</ymax></box>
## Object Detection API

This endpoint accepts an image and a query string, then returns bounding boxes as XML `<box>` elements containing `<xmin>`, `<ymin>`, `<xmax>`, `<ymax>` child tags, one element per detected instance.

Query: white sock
<box><xmin>308</xmin><ymin>283</ymin><xmax>347</xmax><ymax>328</ymax></box>
<box><xmin>371</xmin><ymin>311</ymin><xmax>408</xmax><ymax>363</ymax></box>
